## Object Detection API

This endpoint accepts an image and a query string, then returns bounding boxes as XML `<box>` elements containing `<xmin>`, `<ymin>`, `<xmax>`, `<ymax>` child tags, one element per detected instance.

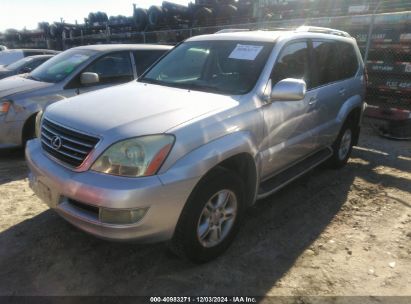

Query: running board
<box><xmin>257</xmin><ymin>148</ymin><xmax>333</xmax><ymax>199</ymax></box>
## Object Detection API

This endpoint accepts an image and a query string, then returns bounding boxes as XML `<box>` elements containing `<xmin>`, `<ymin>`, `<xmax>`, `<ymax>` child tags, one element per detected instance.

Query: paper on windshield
<box><xmin>229</xmin><ymin>44</ymin><xmax>264</xmax><ymax>61</ymax></box>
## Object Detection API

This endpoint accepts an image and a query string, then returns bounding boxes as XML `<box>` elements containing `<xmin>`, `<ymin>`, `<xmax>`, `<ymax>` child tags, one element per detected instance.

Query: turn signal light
<box><xmin>0</xmin><ymin>100</ymin><xmax>11</xmax><ymax>114</ymax></box>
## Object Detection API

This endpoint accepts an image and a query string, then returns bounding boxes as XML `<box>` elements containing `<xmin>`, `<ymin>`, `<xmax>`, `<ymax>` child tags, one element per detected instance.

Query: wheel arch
<box><xmin>337</xmin><ymin>96</ymin><xmax>364</xmax><ymax>146</ymax></box>
<box><xmin>215</xmin><ymin>153</ymin><xmax>258</xmax><ymax>206</ymax></box>
<box><xmin>21</xmin><ymin>112</ymin><xmax>39</xmax><ymax>144</ymax></box>
<box><xmin>159</xmin><ymin>131</ymin><xmax>261</xmax><ymax>206</ymax></box>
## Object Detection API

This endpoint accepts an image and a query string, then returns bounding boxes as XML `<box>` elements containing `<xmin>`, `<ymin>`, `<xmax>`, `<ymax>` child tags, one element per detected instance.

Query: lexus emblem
<box><xmin>51</xmin><ymin>136</ymin><xmax>62</xmax><ymax>150</ymax></box>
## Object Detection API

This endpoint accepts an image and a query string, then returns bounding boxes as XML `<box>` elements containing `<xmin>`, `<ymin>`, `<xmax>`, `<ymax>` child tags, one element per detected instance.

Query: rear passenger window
<box><xmin>338</xmin><ymin>42</ymin><xmax>359</xmax><ymax>79</ymax></box>
<box><xmin>271</xmin><ymin>41</ymin><xmax>311</xmax><ymax>88</ymax></box>
<box><xmin>134</xmin><ymin>50</ymin><xmax>166</xmax><ymax>76</ymax></box>
<box><xmin>312</xmin><ymin>40</ymin><xmax>340</xmax><ymax>86</ymax></box>
<box><xmin>312</xmin><ymin>40</ymin><xmax>359</xmax><ymax>87</ymax></box>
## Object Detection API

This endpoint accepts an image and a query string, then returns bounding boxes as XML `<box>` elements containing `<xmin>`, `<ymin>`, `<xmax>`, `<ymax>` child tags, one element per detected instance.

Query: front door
<box><xmin>260</xmin><ymin>40</ymin><xmax>319</xmax><ymax>179</ymax></box>
<box><xmin>77</xmin><ymin>51</ymin><xmax>135</xmax><ymax>94</ymax></box>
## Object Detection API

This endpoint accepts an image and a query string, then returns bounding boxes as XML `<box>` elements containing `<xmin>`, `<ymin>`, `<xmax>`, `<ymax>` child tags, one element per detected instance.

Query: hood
<box><xmin>46</xmin><ymin>81</ymin><xmax>240</xmax><ymax>138</ymax></box>
<box><xmin>0</xmin><ymin>66</ymin><xmax>10</xmax><ymax>73</ymax></box>
<box><xmin>0</xmin><ymin>67</ymin><xmax>12</xmax><ymax>80</ymax></box>
<box><xmin>0</xmin><ymin>75</ymin><xmax>52</xmax><ymax>98</ymax></box>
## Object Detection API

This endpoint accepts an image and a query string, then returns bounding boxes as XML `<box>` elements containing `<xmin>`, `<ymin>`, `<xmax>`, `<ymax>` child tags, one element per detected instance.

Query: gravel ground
<box><xmin>0</xmin><ymin>120</ymin><xmax>410</xmax><ymax>296</ymax></box>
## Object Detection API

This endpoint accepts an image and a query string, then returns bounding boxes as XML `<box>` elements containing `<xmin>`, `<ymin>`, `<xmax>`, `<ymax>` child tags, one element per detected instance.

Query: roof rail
<box><xmin>295</xmin><ymin>26</ymin><xmax>351</xmax><ymax>38</ymax></box>
<box><xmin>215</xmin><ymin>29</ymin><xmax>250</xmax><ymax>34</ymax></box>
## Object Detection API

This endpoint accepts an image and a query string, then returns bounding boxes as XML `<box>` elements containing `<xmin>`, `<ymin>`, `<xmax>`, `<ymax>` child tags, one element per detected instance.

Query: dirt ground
<box><xmin>0</xmin><ymin>120</ymin><xmax>410</xmax><ymax>297</ymax></box>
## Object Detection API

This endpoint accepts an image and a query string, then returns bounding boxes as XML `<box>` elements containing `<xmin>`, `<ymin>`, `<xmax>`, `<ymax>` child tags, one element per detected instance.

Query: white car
<box><xmin>0</xmin><ymin>49</ymin><xmax>58</xmax><ymax>68</ymax></box>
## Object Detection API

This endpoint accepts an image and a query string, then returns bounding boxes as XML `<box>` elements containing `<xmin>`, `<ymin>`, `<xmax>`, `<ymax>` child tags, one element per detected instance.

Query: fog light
<box><xmin>99</xmin><ymin>208</ymin><xmax>148</xmax><ymax>225</ymax></box>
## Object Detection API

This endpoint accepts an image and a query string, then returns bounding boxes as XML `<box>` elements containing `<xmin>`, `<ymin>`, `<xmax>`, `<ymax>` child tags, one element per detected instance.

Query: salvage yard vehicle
<box><xmin>0</xmin><ymin>44</ymin><xmax>172</xmax><ymax>149</ymax></box>
<box><xmin>0</xmin><ymin>49</ymin><xmax>59</xmax><ymax>68</ymax></box>
<box><xmin>26</xmin><ymin>27</ymin><xmax>366</xmax><ymax>262</ymax></box>
<box><xmin>0</xmin><ymin>55</ymin><xmax>54</xmax><ymax>80</ymax></box>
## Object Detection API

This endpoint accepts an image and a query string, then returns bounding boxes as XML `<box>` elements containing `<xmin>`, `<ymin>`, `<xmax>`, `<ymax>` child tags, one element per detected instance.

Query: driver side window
<box><xmin>271</xmin><ymin>41</ymin><xmax>311</xmax><ymax>89</ymax></box>
<box><xmin>83</xmin><ymin>51</ymin><xmax>133</xmax><ymax>85</ymax></box>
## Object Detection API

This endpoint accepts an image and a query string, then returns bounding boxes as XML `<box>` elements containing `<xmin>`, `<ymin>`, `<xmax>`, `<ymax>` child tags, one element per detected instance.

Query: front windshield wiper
<box><xmin>26</xmin><ymin>74</ymin><xmax>40</xmax><ymax>81</ymax></box>
<box><xmin>140</xmin><ymin>78</ymin><xmax>235</xmax><ymax>95</ymax></box>
<box><xmin>139</xmin><ymin>78</ymin><xmax>167</xmax><ymax>86</ymax></box>
<box><xmin>178</xmin><ymin>83</ymin><xmax>229</xmax><ymax>94</ymax></box>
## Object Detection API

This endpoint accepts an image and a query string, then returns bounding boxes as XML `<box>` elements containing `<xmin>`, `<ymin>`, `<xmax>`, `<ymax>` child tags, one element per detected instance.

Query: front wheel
<box><xmin>170</xmin><ymin>168</ymin><xmax>245</xmax><ymax>263</ymax></box>
<box><xmin>328</xmin><ymin>121</ymin><xmax>355</xmax><ymax>169</ymax></box>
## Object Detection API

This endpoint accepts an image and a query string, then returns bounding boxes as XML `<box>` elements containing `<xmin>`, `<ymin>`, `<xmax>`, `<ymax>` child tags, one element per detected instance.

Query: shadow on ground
<box><xmin>0</xmin><ymin>148</ymin><xmax>26</xmax><ymax>185</ymax></box>
<box><xmin>0</xmin><ymin>128</ymin><xmax>410</xmax><ymax>296</ymax></box>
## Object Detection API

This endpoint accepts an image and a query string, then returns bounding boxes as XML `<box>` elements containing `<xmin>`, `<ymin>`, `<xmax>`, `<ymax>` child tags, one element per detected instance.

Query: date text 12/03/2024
<box><xmin>149</xmin><ymin>297</ymin><xmax>257</xmax><ymax>303</ymax></box>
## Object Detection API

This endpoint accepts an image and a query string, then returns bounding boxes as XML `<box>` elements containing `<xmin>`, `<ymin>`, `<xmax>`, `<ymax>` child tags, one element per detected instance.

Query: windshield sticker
<box><xmin>229</xmin><ymin>44</ymin><xmax>264</xmax><ymax>61</ymax></box>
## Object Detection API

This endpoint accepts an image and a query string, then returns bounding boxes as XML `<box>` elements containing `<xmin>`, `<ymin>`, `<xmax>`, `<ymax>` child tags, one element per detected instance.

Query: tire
<box><xmin>134</xmin><ymin>8</ymin><xmax>148</xmax><ymax>31</ymax></box>
<box><xmin>192</xmin><ymin>7</ymin><xmax>215</xmax><ymax>27</ymax></box>
<box><xmin>215</xmin><ymin>4</ymin><xmax>238</xmax><ymax>25</ymax></box>
<box><xmin>148</xmin><ymin>5</ymin><xmax>164</xmax><ymax>27</ymax></box>
<box><xmin>170</xmin><ymin>167</ymin><xmax>245</xmax><ymax>263</ymax></box>
<box><xmin>328</xmin><ymin>120</ymin><xmax>355</xmax><ymax>169</ymax></box>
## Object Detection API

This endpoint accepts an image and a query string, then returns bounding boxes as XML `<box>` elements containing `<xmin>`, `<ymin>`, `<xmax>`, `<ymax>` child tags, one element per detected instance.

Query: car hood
<box><xmin>0</xmin><ymin>68</ymin><xmax>12</xmax><ymax>80</ymax></box>
<box><xmin>0</xmin><ymin>75</ymin><xmax>52</xmax><ymax>98</ymax></box>
<box><xmin>46</xmin><ymin>81</ymin><xmax>240</xmax><ymax>138</ymax></box>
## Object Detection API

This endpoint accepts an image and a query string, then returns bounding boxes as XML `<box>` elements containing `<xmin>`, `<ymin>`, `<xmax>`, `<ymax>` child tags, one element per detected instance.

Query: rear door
<box><xmin>310</xmin><ymin>39</ymin><xmax>359</xmax><ymax>146</ymax></box>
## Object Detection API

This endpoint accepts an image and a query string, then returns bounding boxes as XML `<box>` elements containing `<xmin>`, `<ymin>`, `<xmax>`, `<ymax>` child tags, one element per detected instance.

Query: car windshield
<box><xmin>140</xmin><ymin>40</ymin><xmax>274</xmax><ymax>95</ymax></box>
<box><xmin>29</xmin><ymin>49</ymin><xmax>94</xmax><ymax>83</ymax></box>
<box><xmin>5</xmin><ymin>57</ymin><xmax>33</xmax><ymax>70</ymax></box>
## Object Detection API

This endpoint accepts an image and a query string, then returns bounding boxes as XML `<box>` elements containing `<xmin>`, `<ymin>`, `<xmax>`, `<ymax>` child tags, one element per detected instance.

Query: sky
<box><xmin>0</xmin><ymin>0</ymin><xmax>191</xmax><ymax>31</ymax></box>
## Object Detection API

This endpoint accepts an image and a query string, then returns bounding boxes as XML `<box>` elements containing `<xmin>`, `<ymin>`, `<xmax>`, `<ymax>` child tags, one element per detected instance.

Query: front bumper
<box><xmin>25</xmin><ymin>139</ymin><xmax>199</xmax><ymax>242</ymax></box>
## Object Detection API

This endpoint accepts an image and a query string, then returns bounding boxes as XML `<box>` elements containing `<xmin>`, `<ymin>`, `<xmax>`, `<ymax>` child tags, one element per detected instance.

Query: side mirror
<box><xmin>271</xmin><ymin>78</ymin><xmax>306</xmax><ymax>101</ymax></box>
<box><xmin>80</xmin><ymin>72</ymin><xmax>99</xmax><ymax>86</ymax></box>
<box><xmin>20</xmin><ymin>67</ymin><xmax>32</xmax><ymax>73</ymax></box>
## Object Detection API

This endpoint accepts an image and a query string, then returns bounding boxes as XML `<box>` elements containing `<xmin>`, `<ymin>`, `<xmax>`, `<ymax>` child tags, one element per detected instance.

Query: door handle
<box><xmin>339</xmin><ymin>88</ymin><xmax>346</xmax><ymax>96</ymax></box>
<box><xmin>308</xmin><ymin>97</ymin><xmax>317</xmax><ymax>105</ymax></box>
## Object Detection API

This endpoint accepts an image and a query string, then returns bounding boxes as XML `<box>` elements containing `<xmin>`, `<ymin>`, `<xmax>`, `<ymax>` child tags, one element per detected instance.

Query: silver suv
<box><xmin>26</xmin><ymin>27</ymin><xmax>366</xmax><ymax>262</ymax></box>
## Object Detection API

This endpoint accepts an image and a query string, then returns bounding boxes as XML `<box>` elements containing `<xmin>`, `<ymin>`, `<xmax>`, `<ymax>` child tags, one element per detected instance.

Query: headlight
<box><xmin>91</xmin><ymin>135</ymin><xmax>175</xmax><ymax>177</ymax></box>
<box><xmin>0</xmin><ymin>100</ymin><xmax>11</xmax><ymax>115</ymax></box>
<box><xmin>35</xmin><ymin>110</ymin><xmax>44</xmax><ymax>138</ymax></box>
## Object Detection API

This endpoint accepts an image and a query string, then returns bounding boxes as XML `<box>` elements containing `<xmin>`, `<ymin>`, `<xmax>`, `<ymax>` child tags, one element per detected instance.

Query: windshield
<box><xmin>6</xmin><ymin>57</ymin><xmax>33</xmax><ymax>70</ymax></box>
<box><xmin>30</xmin><ymin>49</ymin><xmax>94</xmax><ymax>83</ymax></box>
<box><xmin>140</xmin><ymin>41</ymin><xmax>274</xmax><ymax>95</ymax></box>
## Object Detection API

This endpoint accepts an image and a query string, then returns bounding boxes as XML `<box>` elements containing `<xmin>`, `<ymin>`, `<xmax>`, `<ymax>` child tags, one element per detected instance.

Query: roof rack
<box><xmin>295</xmin><ymin>26</ymin><xmax>351</xmax><ymax>38</ymax></box>
<box><xmin>214</xmin><ymin>26</ymin><xmax>351</xmax><ymax>38</ymax></box>
<box><xmin>216</xmin><ymin>29</ymin><xmax>251</xmax><ymax>34</ymax></box>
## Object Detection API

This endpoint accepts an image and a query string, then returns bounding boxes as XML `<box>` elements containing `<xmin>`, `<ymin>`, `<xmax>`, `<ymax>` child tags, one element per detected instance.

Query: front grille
<box><xmin>40</xmin><ymin>118</ymin><xmax>100</xmax><ymax>168</ymax></box>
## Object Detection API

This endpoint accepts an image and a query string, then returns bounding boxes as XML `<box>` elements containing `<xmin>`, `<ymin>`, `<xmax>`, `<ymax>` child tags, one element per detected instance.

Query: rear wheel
<box><xmin>170</xmin><ymin>168</ymin><xmax>245</xmax><ymax>263</ymax></box>
<box><xmin>328</xmin><ymin>120</ymin><xmax>355</xmax><ymax>169</ymax></box>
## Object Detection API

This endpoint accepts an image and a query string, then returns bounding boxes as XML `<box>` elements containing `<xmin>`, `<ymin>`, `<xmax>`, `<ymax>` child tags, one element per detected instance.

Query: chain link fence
<box><xmin>56</xmin><ymin>10</ymin><xmax>411</xmax><ymax>112</ymax></box>
<box><xmin>1</xmin><ymin>3</ymin><xmax>411</xmax><ymax>135</ymax></box>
